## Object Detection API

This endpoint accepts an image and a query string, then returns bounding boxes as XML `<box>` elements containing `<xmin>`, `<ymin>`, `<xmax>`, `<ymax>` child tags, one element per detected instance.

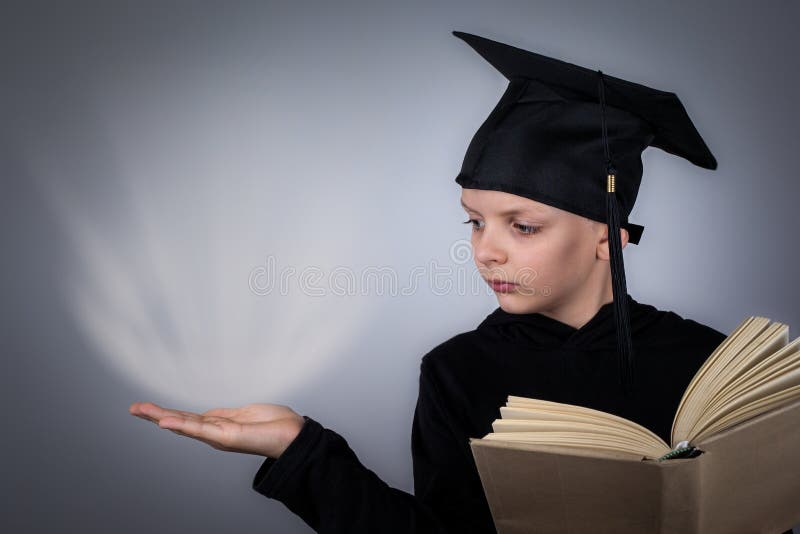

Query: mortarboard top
<box><xmin>452</xmin><ymin>30</ymin><xmax>718</xmax><ymax>396</ymax></box>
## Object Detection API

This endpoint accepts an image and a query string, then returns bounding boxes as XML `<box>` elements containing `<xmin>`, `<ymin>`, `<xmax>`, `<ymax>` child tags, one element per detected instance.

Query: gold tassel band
<box><xmin>607</xmin><ymin>173</ymin><xmax>615</xmax><ymax>193</ymax></box>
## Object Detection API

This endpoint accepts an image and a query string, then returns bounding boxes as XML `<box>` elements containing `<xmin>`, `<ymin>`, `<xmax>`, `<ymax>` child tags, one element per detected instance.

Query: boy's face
<box><xmin>460</xmin><ymin>188</ymin><xmax>614</xmax><ymax>315</ymax></box>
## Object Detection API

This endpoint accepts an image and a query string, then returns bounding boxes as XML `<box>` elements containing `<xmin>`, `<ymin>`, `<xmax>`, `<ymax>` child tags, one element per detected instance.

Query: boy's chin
<box><xmin>496</xmin><ymin>293</ymin><xmax>545</xmax><ymax>314</ymax></box>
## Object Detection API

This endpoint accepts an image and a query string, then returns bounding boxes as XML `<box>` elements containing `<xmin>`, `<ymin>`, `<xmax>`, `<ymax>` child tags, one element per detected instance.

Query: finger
<box><xmin>130</xmin><ymin>402</ymin><xmax>161</xmax><ymax>424</ymax></box>
<box><xmin>202</xmin><ymin>407</ymin><xmax>238</xmax><ymax>418</ymax></box>
<box><xmin>133</xmin><ymin>413</ymin><xmax>159</xmax><ymax>424</ymax></box>
<box><xmin>129</xmin><ymin>402</ymin><xmax>152</xmax><ymax>417</ymax></box>
<box><xmin>131</xmin><ymin>402</ymin><xmax>173</xmax><ymax>419</ymax></box>
<box><xmin>158</xmin><ymin>416</ymin><xmax>229</xmax><ymax>444</ymax></box>
<box><xmin>202</xmin><ymin>406</ymin><xmax>264</xmax><ymax>424</ymax></box>
<box><xmin>138</xmin><ymin>402</ymin><xmax>203</xmax><ymax>421</ymax></box>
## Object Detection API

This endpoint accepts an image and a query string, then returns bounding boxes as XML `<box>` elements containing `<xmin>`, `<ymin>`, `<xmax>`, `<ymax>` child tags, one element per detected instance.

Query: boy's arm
<box><xmin>251</xmin><ymin>359</ymin><xmax>496</xmax><ymax>533</ymax></box>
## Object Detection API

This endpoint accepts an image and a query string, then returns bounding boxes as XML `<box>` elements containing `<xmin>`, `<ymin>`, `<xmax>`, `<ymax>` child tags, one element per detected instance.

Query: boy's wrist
<box><xmin>276</xmin><ymin>414</ymin><xmax>306</xmax><ymax>457</ymax></box>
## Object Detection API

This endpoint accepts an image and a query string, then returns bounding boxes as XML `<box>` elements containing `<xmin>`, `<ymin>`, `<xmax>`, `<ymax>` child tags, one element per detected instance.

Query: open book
<box><xmin>469</xmin><ymin>316</ymin><xmax>800</xmax><ymax>533</ymax></box>
<box><xmin>476</xmin><ymin>316</ymin><xmax>800</xmax><ymax>460</ymax></box>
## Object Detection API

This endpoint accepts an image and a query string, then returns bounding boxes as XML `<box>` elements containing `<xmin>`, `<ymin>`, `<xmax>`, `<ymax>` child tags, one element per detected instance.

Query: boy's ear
<box><xmin>596</xmin><ymin>224</ymin><xmax>629</xmax><ymax>261</ymax></box>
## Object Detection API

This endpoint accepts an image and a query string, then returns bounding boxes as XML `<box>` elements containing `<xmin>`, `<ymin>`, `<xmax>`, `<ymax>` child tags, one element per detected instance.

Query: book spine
<box><xmin>657</xmin><ymin>458</ymin><xmax>701</xmax><ymax>533</ymax></box>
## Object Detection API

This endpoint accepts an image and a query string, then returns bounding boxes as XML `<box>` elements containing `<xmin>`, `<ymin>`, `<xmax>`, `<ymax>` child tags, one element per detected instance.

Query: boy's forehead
<box><xmin>460</xmin><ymin>188</ymin><xmax>554</xmax><ymax>215</ymax></box>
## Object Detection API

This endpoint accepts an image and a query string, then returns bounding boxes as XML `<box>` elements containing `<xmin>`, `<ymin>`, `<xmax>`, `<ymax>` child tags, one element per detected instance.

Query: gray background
<box><xmin>2</xmin><ymin>0</ymin><xmax>798</xmax><ymax>532</ymax></box>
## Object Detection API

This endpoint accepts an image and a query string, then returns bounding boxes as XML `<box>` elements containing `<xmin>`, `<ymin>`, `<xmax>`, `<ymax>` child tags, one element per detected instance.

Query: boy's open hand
<box><xmin>129</xmin><ymin>401</ymin><xmax>305</xmax><ymax>459</ymax></box>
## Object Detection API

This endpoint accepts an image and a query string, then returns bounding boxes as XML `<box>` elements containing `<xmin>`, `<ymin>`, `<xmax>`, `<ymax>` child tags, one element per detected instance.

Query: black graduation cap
<box><xmin>452</xmin><ymin>30</ymin><xmax>718</xmax><ymax>396</ymax></box>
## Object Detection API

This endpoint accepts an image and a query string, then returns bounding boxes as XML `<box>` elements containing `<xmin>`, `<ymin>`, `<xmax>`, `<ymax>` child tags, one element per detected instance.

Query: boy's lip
<box><xmin>486</xmin><ymin>279</ymin><xmax>518</xmax><ymax>291</ymax></box>
<box><xmin>486</xmin><ymin>278</ymin><xmax>517</xmax><ymax>285</ymax></box>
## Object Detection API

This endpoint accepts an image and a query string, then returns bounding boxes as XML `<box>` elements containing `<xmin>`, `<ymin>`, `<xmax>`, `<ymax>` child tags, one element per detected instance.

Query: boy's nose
<box><xmin>473</xmin><ymin>231</ymin><xmax>508</xmax><ymax>266</ymax></box>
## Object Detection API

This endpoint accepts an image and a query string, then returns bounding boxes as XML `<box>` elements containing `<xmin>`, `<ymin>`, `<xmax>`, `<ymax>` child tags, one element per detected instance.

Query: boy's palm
<box><xmin>129</xmin><ymin>401</ymin><xmax>305</xmax><ymax>459</ymax></box>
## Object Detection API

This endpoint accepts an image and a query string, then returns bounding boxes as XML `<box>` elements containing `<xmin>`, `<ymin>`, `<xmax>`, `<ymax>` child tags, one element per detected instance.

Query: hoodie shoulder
<box><xmin>420</xmin><ymin>330</ymin><xmax>483</xmax><ymax>372</ymax></box>
<box><xmin>631</xmin><ymin>299</ymin><xmax>727</xmax><ymax>349</ymax></box>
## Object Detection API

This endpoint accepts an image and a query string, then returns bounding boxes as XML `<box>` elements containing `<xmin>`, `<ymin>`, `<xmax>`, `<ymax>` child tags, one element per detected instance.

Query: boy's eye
<box><xmin>462</xmin><ymin>218</ymin><xmax>484</xmax><ymax>230</ymax></box>
<box><xmin>515</xmin><ymin>223</ymin><xmax>541</xmax><ymax>235</ymax></box>
<box><xmin>462</xmin><ymin>219</ymin><xmax>540</xmax><ymax>235</ymax></box>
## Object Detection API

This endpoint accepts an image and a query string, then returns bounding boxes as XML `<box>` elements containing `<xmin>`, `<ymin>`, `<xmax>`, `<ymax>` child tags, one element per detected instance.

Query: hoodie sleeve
<box><xmin>251</xmin><ymin>358</ymin><xmax>497</xmax><ymax>533</ymax></box>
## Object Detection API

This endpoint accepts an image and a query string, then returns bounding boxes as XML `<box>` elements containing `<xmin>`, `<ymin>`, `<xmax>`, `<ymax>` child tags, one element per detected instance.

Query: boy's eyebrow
<box><xmin>460</xmin><ymin>199</ymin><xmax>549</xmax><ymax>217</ymax></box>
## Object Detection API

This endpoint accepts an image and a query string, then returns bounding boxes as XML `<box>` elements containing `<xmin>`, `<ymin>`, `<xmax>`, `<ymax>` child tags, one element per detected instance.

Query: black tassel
<box><xmin>606</xmin><ymin>171</ymin><xmax>635</xmax><ymax>397</ymax></box>
<box><xmin>598</xmin><ymin>70</ymin><xmax>636</xmax><ymax>397</ymax></box>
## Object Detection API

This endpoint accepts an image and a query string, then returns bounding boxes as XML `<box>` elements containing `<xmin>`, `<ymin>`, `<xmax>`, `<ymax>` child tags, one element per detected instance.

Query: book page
<box><xmin>483</xmin><ymin>396</ymin><xmax>671</xmax><ymax>459</ymax></box>
<box><xmin>671</xmin><ymin>317</ymin><xmax>791</xmax><ymax>444</ymax></box>
<box><xmin>691</xmin><ymin>373</ymin><xmax>800</xmax><ymax>442</ymax></box>
<box><xmin>700</xmin><ymin>337</ymin><xmax>800</xmax><ymax>423</ymax></box>
<box><xmin>493</xmin><ymin>418</ymin><xmax>663</xmax><ymax>445</ymax></box>
<box><xmin>482</xmin><ymin>430</ymin><xmax>670</xmax><ymax>459</ymax></box>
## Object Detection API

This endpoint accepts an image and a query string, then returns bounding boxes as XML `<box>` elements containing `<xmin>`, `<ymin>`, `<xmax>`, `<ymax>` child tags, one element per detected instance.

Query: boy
<box><xmin>131</xmin><ymin>30</ymin><xmax>762</xmax><ymax>533</ymax></box>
